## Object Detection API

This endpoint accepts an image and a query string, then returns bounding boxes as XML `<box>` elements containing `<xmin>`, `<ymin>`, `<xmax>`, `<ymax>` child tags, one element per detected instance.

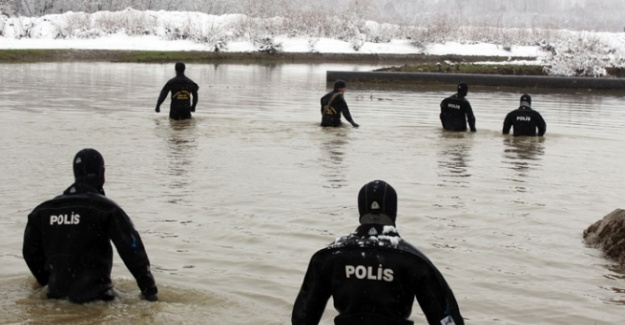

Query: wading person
<box><xmin>292</xmin><ymin>180</ymin><xmax>464</xmax><ymax>325</ymax></box>
<box><xmin>440</xmin><ymin>82</ymin><xmax>476</xmax><ymax>132</ymax></box>
<box><xmin>320</xmin><ymin>80</ymin><xmax>359</xmax><ymax>128</ymax></box>
<box><xmin>155</xmin><ymin>62</ymin><xmax>199</xmax><ymax>120</ymax></box>
<box><xmin>503</xmin><ymin>94</ymin><xmax>547</xmax><ymax>136</ymax></box>
<box><xmin>23</xmin><ymin>148</ymin><xmax>158</xmax><ymax>303</ymax></box>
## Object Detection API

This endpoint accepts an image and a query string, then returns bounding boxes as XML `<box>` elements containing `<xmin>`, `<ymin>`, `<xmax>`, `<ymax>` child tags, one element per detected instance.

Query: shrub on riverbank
<box><xmin>2</xmin><ymin>9</ymin><xmax>625</xmax><ymax>77</ymax></box>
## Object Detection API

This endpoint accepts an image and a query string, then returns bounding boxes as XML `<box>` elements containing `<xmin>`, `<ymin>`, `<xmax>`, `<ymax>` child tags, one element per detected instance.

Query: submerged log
<box><xmin>583</xmin><ymin>209</ymin><xmax>625</xmax><ymax>265</ymax></box>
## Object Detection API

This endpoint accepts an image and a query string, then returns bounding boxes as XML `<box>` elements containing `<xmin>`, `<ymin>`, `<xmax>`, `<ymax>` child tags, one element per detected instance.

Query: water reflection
<box><xmin>154</xmin><ymin>119</ymin><xmax>198</xmax><ymax>203</ymax></box>
<box><xmin>604</xmin><ymin>265</ymin><xmax>625</xmax><ymax>305</ymax></box>
<box><xmin>502</xmin><ymin>136</ymin><xmax>545</xmax><ymax>192</ymax></box>
<box><xmin>436</xmin><ymin>131</ymin><xmax>473</xmax><ymax>186</ymax></box>
<box><xmin>319</xmin><ymin>127</ymin><xmax>349</xmax><ymax>189</ymax></box>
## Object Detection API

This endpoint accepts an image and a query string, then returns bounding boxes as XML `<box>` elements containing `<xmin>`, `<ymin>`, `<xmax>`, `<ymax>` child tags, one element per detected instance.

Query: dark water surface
<box><xmin>1</xmin><ymin>62</ymin><xmax>624</xmax><ymax>324</ymax></box>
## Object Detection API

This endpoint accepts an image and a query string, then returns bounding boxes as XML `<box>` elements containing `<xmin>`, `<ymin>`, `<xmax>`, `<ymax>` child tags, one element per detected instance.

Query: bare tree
<box><xmin>5</xmin><ymin>0</ymin><xmax>625</xmax><ymax>32</ymax></box>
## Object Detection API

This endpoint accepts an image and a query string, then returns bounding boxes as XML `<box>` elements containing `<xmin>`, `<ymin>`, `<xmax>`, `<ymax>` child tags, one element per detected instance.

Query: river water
<box><xmin>0</xmin><ymin>62</ymin><xmax>624</xmax><ymax>325</ymax></box>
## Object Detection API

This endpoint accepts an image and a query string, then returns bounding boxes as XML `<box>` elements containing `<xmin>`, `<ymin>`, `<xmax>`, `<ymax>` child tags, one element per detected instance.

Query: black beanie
<box><xmin>520</xmin><ymin>94</ymin><xmax>532</xmax><ymax>107</ymax></box>
<box><xmin>358</xmin><ymin>180</ymin><xmax>397</xmax><ymax>225</ymax></box>
<box><xmin>73</xmin><ymin>148</ymin><xmax>105</xmax><ymax>188</ymax></box>
<box><xmin>334</xmin><ymin>80</ymin><xmax>347</xmax><ymax>91</ymax></box>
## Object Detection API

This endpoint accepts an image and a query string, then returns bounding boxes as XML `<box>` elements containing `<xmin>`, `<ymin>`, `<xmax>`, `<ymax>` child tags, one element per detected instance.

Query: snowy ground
<box><xmin>1</xmin><ymin>9</ymin><xmax>625</xmax><ymax>76</ymax></box>
<box><xmin>0</xmin><ymin>33</ymin><xmax>544</xmax><ymax>58</ymax></box>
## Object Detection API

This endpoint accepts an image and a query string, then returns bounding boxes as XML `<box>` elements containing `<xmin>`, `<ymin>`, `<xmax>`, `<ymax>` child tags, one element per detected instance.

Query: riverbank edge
<box><xmin>0</xmin><ymin>49</ymin><xmax>528</xmax><ymax>64</ymax></box>
<box><xmin>326</xmin><ymin>70</ymin><xmax>625</xmax><ymax>91</ymax></box>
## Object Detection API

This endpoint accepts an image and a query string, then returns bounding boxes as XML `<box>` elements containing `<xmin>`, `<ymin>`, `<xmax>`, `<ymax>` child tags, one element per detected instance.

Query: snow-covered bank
<box><xmin>0</xmin><ymin>9</ymin><xmax>543</xmax><ymax>57</ymax></box>
<box><xmin>2</xmin><ymin>9</ymin><xmax>625</xmax><ymax>77</ymax></box>
<box><xmin>0</xmin><ymin>34</ymin><xmax>543</xmax><ymax>58</ymax></box>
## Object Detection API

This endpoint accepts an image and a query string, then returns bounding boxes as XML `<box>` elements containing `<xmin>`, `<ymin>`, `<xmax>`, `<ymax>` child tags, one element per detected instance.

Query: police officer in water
<box><xmin>292</xmin><ymin>180</ymin><xmax>464</xmax><ymax>325</ymax></box>
<box><xmin>155</xmin><ymin>62</ymin><xmax>199</xmax><ymax>120</ymax></box>
<box><xmin>23</xmin><ymin>148</ymin><xmax>158</xmax><ymax>303</ymax></box>
<box><xmin>320</xmin><ymin>80</ymin><xmax>359</xmax><ymax>128</ymax></box>
<box><xmin>440</xmin><ymin>82</ymin><xmax>476</xmax><ymax>132</ymax></box>
<box><xmin>503</xmin><ymin>94</ymin><xmax>547</xmax><ymax>136</ymax></box>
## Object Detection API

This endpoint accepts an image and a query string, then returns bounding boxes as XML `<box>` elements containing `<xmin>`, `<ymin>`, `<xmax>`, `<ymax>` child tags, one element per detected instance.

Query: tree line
<box><xmin>1</xmin><ymin>0</ymin><xmax>624</xmax><ymax>32</ymax></box>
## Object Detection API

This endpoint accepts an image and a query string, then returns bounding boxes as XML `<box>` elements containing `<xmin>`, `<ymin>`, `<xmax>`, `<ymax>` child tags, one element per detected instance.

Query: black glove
<box><xmin>155</xmin><ymin>106</ymin><xmax>160</xmax><ymax>113</ymax></box>
<box><xmin>142</xmin><ymin>293</ymin><xmax>158</xmax><ymax>302</ymax></box>
<box><xmin>141</xmin><ymin>285</ymin><xmax>158</xmax><ymax>301</ymax></box>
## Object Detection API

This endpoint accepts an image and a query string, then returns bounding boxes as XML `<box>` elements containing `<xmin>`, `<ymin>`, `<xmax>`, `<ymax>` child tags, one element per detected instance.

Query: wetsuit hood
<box><xmin>457</xmin><ymin>82</ymin><xmax>468</xmax><ymax>98</ymax></box>
<box><xmin>72</xmin><ymin>148</ymin><xmax>105</xmax><ymax>193</ymax></box>
<box><xmin>333</xmin><ymin>80</ymin><xmax>347</xmax><ymax>91</ymax></box>
<box><xmin>358</xmin><ymin>180</ymin><xmax>397</xmax><ymax>226</ymax></box>
<box><xmin>175</xmin><ymin>62</ymin><xmax>186</xmax><ymax>75</ymax></box>
<box><xmin>520</xmin><ymin>93</ymin><xmax>532</xmax><ymax>108</ymax></box>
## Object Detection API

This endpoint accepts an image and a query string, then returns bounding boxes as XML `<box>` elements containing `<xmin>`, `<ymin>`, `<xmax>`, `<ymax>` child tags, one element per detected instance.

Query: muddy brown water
<box><xmin>1</xmin><ymin>62</ymin><xmax>624</xmax><ymax>324</ymax></box>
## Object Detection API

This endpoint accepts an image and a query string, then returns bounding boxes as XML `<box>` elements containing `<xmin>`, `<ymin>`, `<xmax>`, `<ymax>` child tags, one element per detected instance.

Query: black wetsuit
<box><xmin>157</xmin><ymin>74</ymin><xmax>199</xmax><ymax>120</ymax></box>
<box><xmin>23</xmin><ymin>182</ymin><xmax>157</xmax><ymax>303</ymax></box>
<box><xmin>503</xmin><ymin>106</ymin><xmax>547</xmax><ymax>136</ymax></box>
<box><xmin>292</xmin><ymin>224</ymin><xmax>464</xmax><ymax>325</ymax></box>
<box><xmin>320</xmin><ymin>91</ymin><xmax>356</xmax><ymax>127</ymax></box>
<box><xmin>440</xmin><ymin>94</ymin><xmax>476</xmax><ymax>132</ymax></box>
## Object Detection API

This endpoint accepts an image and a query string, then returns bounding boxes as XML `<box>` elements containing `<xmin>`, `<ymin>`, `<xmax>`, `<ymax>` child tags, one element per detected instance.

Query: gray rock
<box><xmin>583</xmin><ymin>209</ymin><xmax>625</xmax><ymax>266</ymax></box>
